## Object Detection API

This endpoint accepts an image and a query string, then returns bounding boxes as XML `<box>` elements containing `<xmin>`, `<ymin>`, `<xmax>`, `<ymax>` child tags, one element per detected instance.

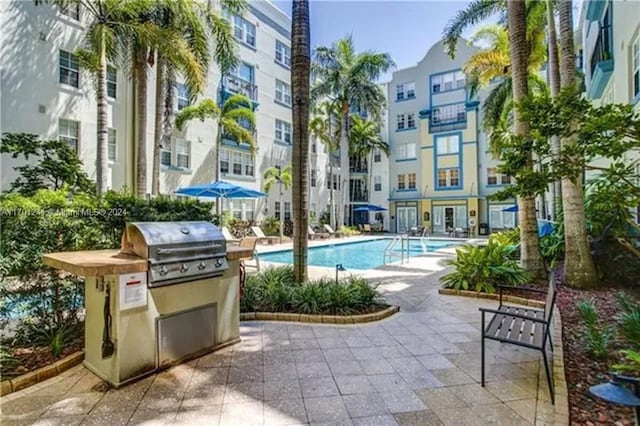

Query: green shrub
<box><xmin>440</xmin><ymin>242</ymin><xmax>530</xmax><ymax>293</ymax></box>
<box><xmin>240</xmin><ymin>275</ymin><xmax>262</xmax><ymax>313</ymax></box>
<box><xmin>488</xmin><ymin>228</ymin><xmax>520</xmax><ymax>246</ymax></box>
<box><xmin>613</xmin><ymin>350</ymin><xmax>640</xmax><ymax>375</ymax></box>
<box><xmin>292</xmin><ymin>282</ymin><xmax>330</xmax><ymax>314</ymax></box>
<box><xmin>261</xmin><ymin>216</ymin><xmax>280</xmax><ymax>236</ymax></box>
<box><xmin>338</xmin><ymin>226</ymin><xmax>361</xmax><ymax>237</ymax></box>
<box><xmin>540</xmin><ymin>232</ymin><xmax>565</xmax><ymax>267</ymax></box>
<box><xmin>577</xmin><ymin>299</ymin><xmax>612</xmax><ymax>359</ymax></box>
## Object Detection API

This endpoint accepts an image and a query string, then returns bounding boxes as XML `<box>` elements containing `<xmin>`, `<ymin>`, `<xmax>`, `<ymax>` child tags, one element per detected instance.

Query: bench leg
<box><xmin>542</xmin><ymin>349</ymin><xmax>554</xmax><ymax>405</ymax></box>
<box><xmin>481</xmin><ymin>311</ymin><xmax>486</xmax><ymax>387</ymax></box>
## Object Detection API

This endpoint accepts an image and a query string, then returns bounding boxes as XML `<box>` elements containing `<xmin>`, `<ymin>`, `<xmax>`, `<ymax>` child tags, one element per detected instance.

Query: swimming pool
<box><xmin>259</xmin><ymin>238</ymin><xmax>460</xmax><ymax>270</ymax></box>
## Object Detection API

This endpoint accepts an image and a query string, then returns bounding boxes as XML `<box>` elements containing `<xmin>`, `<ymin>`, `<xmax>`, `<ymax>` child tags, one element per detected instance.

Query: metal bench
<box><xmin>479</xmin><ymin>275</ymin><xmax>557</xmax><ymax>404</ymax></box>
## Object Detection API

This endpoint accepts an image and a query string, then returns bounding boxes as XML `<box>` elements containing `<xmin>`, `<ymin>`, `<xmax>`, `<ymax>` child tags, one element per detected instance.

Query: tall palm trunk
<box><xmin>546</xmin><ymin>0</ymin><xmax>562</xmax><ymax>218</ymax></box>
<box><xmin>507</xmin><ymin>0</ymin><xmax>545</xmax><ymax>278</ymax></box>
<box><xmin>134</xmin><ymin>47</ymin><xmax>148</xmax><ymax>198</ymax></box>
<box><xmin>152</xmin><ymin>55</ymin><xmax>166</xmax><ymax>195</ymax></box>
<box><xmin>96</xmin><ymin>29</ymin><xmax>108</xmax><ymax>195</ymax></box>
<box><xmin>329</xmin><ymin>163</ymin><xmax>335</xmax><ymax>230</ymax></box>
<box><xmin>279</xmin><ymin>182</ymin><xmax>284</xmax><ymax>243</ymax></box>
<box><xmin>338</xmin><ymin>105</ymin><xmax>349</xmax><ymax>227</ymax></box>
<box><xmin>558</xmin><ymin>0</ymin><xmax>598</xmax><ymax>288</ymax></box>
<box><xmin>215</xmin><ymin>121</ymin><xmax>223</xmax><ymax>218</ymax></box>
<box><xmin>291</xmin><ymin>0</ymin><xmax>310</xmax><ymax>283</ymax></box>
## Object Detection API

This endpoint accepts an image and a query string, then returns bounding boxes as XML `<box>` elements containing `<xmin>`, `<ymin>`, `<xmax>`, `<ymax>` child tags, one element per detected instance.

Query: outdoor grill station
<box><xmin>42</xmin><ymin>221</ymin><xmax>253</xmax><ymax>388</ymax></box>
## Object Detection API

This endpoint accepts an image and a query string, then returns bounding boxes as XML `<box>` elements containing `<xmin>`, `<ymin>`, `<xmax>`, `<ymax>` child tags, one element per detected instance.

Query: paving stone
<box><xmin>329</xmin><ymin>360</ymin><xmax>364</xmax><ymax>377</ymax></box>
<box><xmin>322</xmin><ymin>348</ymin><xmax>355</xmax><ymax>362</ymax></box>
<box><xmin>264</xmin><ymin>362</ymin><xmax>298</xmax><ymax>381</ymax></box>
<box><xmin>288</xmin><ymin>327</ymin><xmax>315</xmax><ymax>340</ymax></box>
<box><xmin>345</xmin><ymin>337</ymin><xmax>373</xmax><ymax>348</ymax></box>
<box><xmin>342</xmin><ymin>393</ymin><xmax>389</xmax><ymax>418</ymax></box>
<box><xmin>334</xmin><ymin>376</ymin><xmax>375</xmax><ymax>395</ymax></box>
<box><xmin>263</xmin><ymin>399</ymin><xmax>308</xmax><ymax>425</ymax></box>
<box><xmin>223</xmin><ymin>382</ymin><xmax>264</xmax><ymax>404</ymax></box>
<box><xmin>174</xmin><ymin>404</ymin><xmax>222</xmax><ymax>425</ymax></box>
<box><xmin>296</xmin><ymin>361</ymin><xmax>332</xmax><ymax>379</ymax></box>
<box><xmin>264</xmin><ymin>351</ymin><xmax>295</xmax><ymax>365</ymax></box>
<box><xmin>446</xmin><ymin>383</ymin><xmax>500</xmax><ymax>406</ymax></box>
<box><xmin>228</xmin><ymin>365</ymin><xmax>264</xmax><ymax>384</ymax></box>
<box><xmin>24</xmin><ymin>415</ymin><xmax>86</xmax><ymax>425</ymax></box>
<box><xmin>264</xmin><ymin>379</ymin><xmax>303</xmax><ymax>401</ymax></box>
<box><xmin>368</xmin><ymin>374</ymin><xmax>410</xmax><ymax>393</ymax></box>
<box><xmin>350</xmin><ymin>347</ymin><xmax>384</xmax><ymax>361</ymax></box>
<box><xmin>0</xmin><ymin>395</ymin><xmax>62</xmax><ymax>419</ymax></box>
<box><xmin>317</xmin><ymin>338</ymin><xmax>348</xmax><ymax>349</ymax></box>
<box><xmin>379</xmin><ymin>390</ymin><xmax>426</xmax><ymax>414</ymax></box>
<box><xmin>290</xmin><ymin>338</ymin><xmax>319</xmax><ymax>350</ymax></box>
<box><xmin>358</xmin><ymin>359</ymin><xmax>395</xmax><ymax>375</ymax></box>
<box><xmin>293</xmin><ymin>349</ymin><xmax>325</xmax><ymax>363</ymax></box>
<box><xmin>473</xmin><ymin>403</ymin><xmax>531</xmax><ymax>425</ymax></box>
<box><xmin>415</xmin><ymin>388</ymin><xmax>466</xmax><ymax>411</ymax></box>
<box><xmin>352</xmin><ymin>414</ymin><xmax>398</xmax><ymax>426</ymax></box>
<box><xmin>303</xmin><ymin>396</ymin><xmax>349</xmax><ymax>423</ymax></box>
<box><xmin>506</xmin><ymin>398</ymin><xmax>537</xmax><ymax>424</ymax></box>
<box><xmin>403</xmin><ymin>344</ymin><xmax>438</xmax><ymax>356</ymax></box>
<box><xmin>415</xmin><ymin>354</ymin><xmax>455</xmax><ymax>370</ymax></box>
<box><xmin>429</xmin><ymin>368</ymin><xmax>475</xmax><ymax>386</ymax></box>
<box><xmin>128</xmin><ymin>407</ymin><xmax>179</xmax><ymax>425</ymax></box>
<box><xmin>429</xmin><ymin>405</ymin><xmax>477</xmax><ymax>426</ymax></box>
<box><xmin>42</xmin><ymin>392</ymin><xmax>103</xmax><ymax>417</ymax></box>
<box><xmin>393</xmin><ymin>410</ymin><xmax>443</xmax><ymax>426</ymax></box>
<box><xmin>219</xmin><ymin>401</ymin><xmax>263</xmax><ymax>426</ymax></box>
<box><xmin>484</xmin><ymin>380</ymin><xmax>536</xmax><ymax>402</ymax></box>
<box><xmin>300</xmin><ymin>377</ymin><xmax>339</xmax><ymax>398</ymax></box>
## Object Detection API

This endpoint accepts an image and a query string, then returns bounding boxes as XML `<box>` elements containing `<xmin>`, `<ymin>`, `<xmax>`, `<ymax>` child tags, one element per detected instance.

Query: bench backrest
<box><xmin>544</xmin><ymin>274</ymin><xmax>557</xmax><ymax>324</ymax></box>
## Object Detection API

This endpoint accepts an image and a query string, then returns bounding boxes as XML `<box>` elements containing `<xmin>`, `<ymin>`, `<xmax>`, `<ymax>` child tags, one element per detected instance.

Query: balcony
<box><xmin>349</xmin><ymin>156</ymin><xmax>368</xmax><ymax>174</ymax></box>
<box><xmin>221</xmin><ymin>74</ymin><xmax>258</xmax><ymax>103</ymax></box>
<box><xmin>587</xmin><ymin>24</ymin><xmax>613</xmax><ymax>99</ymax></box>
<box><xmin>350</xmin><ymin>190</ymin><xmax>369</xmax><ymax>203</ymax></box>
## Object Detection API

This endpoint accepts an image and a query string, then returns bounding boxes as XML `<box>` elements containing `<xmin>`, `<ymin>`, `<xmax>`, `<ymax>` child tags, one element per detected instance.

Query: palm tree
<box><xmin>309</xmin><ymin>101</ymin><xmax>340</xmax><ymax>230</ymax></box>
<box><xmin>311</xmin><ymin>36</ymin><xmax>394</xmax><ymax>227</ymax></box>
<box><xmin>291</xmin><ymin>0</ymin><xmax>311</xmax><ymax>283</ymax></box>
<box><xmin>348</xmin><ymin>115</ymin><xmax>389</xmax><ymax>221</ymax></box>
<box><xmin>175</xmin><ymin>94</ymin><xmax>255</xmax><ymax>213</ymax></box>
<box><xmin>151</xmin><ymin>0</ymin><xmax>242</xmax><ymax>195</ymax></box>
<box><xmin>507</xmin><ymin>0</ymin><xmax>546</xmax><ymax>279</ymax></box>
<box><xmin>263</xmin><ymin>164</ymin><xmax>292</xmax><ymax>244</ymax></box>
<box><xmin>557</xmin><ymin>0</ymin><xmax>598</xmax><ymax>288</ymax></box>
<box><xmin>546</xmin><ymin>0</ymin><xmax>562</xmax><ymax>215</ymax></box>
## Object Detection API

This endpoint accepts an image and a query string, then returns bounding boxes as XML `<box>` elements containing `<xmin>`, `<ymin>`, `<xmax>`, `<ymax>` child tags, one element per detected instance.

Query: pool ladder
<box><xmin>383</xmin><ymin>234</ymin><xmax>410</xmax><ymax>265</ymax></box>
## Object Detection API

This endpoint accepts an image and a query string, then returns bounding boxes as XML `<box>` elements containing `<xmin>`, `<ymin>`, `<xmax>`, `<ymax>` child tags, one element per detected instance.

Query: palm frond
<box><xmin>174</xmin><ymin>98</ymin><xmax>220</xmax><ymax>130</ymax></box>
<box><xmin>442</xmin><ymin>0</ymin><xmax>505</xmax><ymax>58</ymax></box>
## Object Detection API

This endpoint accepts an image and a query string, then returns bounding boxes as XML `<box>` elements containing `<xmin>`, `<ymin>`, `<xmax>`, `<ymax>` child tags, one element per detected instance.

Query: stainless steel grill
<box><xmin>121</xmin><ymin>221</ymin><xmax>229</xmax><ymax>287</ymax></box>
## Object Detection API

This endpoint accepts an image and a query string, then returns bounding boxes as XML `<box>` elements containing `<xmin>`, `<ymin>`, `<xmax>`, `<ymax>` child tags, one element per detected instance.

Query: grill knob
<box><xmin>215</xmin><ymin>258</ymin><xmax>223</xmax><ymax>268</ymax></box>
<box><xmin>197</xmin><ymin>261</ymin><xmax>206</xmax><ymax>270</ymax></box>
<box><xmin>158</xmin><ymin>265</ymin><xmax>168</xmax><ymax>276</ymax></box>
<box><xmin>180</xmin><ymin>263</ymin><xmax>189</xmax><ymax>273</ymax></box>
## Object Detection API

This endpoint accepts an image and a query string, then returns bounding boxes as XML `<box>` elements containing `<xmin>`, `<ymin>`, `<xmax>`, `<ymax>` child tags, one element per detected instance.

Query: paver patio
<box><xmin>0</xmin><ymin>260</ymin><xmax>564</xmax><ymax>425</ymax></box>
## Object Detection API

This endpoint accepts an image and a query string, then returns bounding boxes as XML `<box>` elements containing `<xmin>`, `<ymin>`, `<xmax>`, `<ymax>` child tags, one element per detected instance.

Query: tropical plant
<box><xmin>261</xmin><ymin>216</ymin><xmax>280</xmax><ymax>236</ymax></box>
<box><xmin>311</xmin><ymin>35</ymin><xmax>395</xmax><ymax>227</ymax></box>
<box><xmin>616</xmin><ymin>292</ymin><xmax>640</xmax><ymax>347</ymax></box>
<box><xmin>613</xmin><ymin>350</ymin><xmax>640</xmax><ymax>375</ymax></box>
<box><xmin>0</xmin><ymin>133</ymin><xmax>95</xmax><ymax>196</ymax></box>
<box><xmin>488</xmin><ymin>227</ymin><xmax>520</xmax><ymax>246</ymax></box>
<box><xmin>291</xmin><ymin>0</ymin><xmax>311</xmax><ymax>283</ymax></box>
<box><xmin>310</xmin><ymin>101</ymin><xmax>341</xmax><ymax>230</ymax></box>
<box><xmin>175</xmin><ymin>94</ymin><xmax>255</xmax><ymax>213</ymax></box>
<box><xmin>440</xmin><ymin>241</ymin><xmax>530</xmax><ymax>293</ymax></box>
<box><xmin>151</xmin><ymin>0</ymin><xmax>243</xmax><ymax>195</ymax></box>
<box><xmin>576</xmin><ymin>298</ymin><xmax>612</xmax><ymax>359</ymax></box>
<box><xmin>263</xmin><ymin>164</ymin><xmax>293</xmax><ymax>244</ymax></box>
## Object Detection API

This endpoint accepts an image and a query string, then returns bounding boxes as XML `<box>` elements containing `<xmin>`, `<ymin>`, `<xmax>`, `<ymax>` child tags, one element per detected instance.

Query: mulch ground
<box><xmin>1</xmin><ymin>337</ymin><xmax>84</xmax><ymax>379</ymax></box>
<box><xmin>502</xmin><ymin>269</ymin><xmax>639</xmax><ymax>425</ymax></box>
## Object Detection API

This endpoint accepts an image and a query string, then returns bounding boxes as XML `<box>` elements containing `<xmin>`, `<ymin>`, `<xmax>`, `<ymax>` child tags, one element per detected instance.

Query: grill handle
<box><xmin>156</xmin><ymin>244</ymin><xmax>222</xmax><ymax>255</ymax></box>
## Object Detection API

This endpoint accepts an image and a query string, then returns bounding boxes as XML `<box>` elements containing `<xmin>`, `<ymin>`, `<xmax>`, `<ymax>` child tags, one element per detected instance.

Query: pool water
<box><xmin>259</xmin><ymin>238</ymin><xmax>459</xmax><ymax>270</ymax></box>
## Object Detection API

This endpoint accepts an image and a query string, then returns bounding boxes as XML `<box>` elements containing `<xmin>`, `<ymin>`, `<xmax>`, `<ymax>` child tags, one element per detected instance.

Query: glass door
<box><xmin>396</xmin><ymin>207</ymin><xmax>407</xmax><ymax>233</ymax></box>
<box><xmin>445</xmin><ymin>207</ymin><xmax>455</xmax><ymax>231</ymax></box>
<box><xmin>407</xmin><ymin>207</ymin><xmax>417</xmax><ymax>230</ymax></box>
<box><xmin>433</xmin><ymin>206</ymin><xmax>445</xmax><ymax>233</ymax></box>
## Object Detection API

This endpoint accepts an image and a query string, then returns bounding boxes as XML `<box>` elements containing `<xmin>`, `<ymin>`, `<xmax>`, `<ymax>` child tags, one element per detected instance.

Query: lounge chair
<box><xmin>250</xmin><ymin>226</ymin><xmax>280</xmax><ymax>245</ymax></box>
<box><xmin>239</xmin><ymin>237</ymin><xmax>260</xmax><ymax>271</ymax></box>
<box><xmin>363</xmin><ymin>224</ymin><xmax>372</xmax><ymax>233</ymax></box>
<box><xmin>222</xmin><ymin>226</ymin><xmax>240</xmax><ymax>245</ymax></box>
<box><xmin>308</xmin><ymin>226</ymin><xmax>330</xmax><ymax>240</ymax></box>
<box><xmin>323</xmin><ymin>224</ymin><xmax>344</xmax><ymax>238</ymax></box>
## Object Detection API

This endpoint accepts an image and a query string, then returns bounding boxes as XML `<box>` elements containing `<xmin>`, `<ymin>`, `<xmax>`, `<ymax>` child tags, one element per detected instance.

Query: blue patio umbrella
<box><xmin>175</xmin><ymin>180</ymin><xmax>266</xmax><ymax>199</ymax></box>
<box><xmin>502</xmin><ymin>205</ymin><xmax>519</xmax><ymax>212</ymax></box>
<box><xmin>353</xmin><ymin>204</ymin><xmax>387</xmax><ymax>212</ymax></box>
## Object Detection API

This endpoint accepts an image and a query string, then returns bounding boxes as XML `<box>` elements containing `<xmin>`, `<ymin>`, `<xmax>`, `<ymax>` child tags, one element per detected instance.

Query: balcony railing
<box><xmin>222</xmin><ymin>74</ymin><xmax>258</xmax><ymax>102</ymax></box>
<box><xmin>350</xmin><ymin>190</ymin><xmax>369</xmax><ymax>203</ymax></box>
<box><xmin>590</xmin><ymin>22</ymin><xmax>612</xmax><ymax>78</ymax></box>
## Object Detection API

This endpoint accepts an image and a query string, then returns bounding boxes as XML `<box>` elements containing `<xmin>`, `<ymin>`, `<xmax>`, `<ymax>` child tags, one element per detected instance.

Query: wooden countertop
<box><xmin>42</xmin><ymin>246</ymin><xmax>254</xmax><ymax>277</ymax></box>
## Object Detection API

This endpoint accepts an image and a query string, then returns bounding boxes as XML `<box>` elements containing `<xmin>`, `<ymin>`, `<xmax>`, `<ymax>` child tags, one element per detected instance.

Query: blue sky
<box><xmin>271</xmin><ymin>0</ymin><xmax>583</xmax><ymax>82</ymax></box>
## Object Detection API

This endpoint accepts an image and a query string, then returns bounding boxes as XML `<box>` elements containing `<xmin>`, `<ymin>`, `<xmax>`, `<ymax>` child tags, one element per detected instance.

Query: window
<box><xmin>284</xmin><ymin>202</ymin><xmax>291</xmax><ymax>220</ymax></box>
<box><xmin>275</xmin><ymin>202</ymin><xmax>281</xmax><ymax>220</ymax></box>
<box><xmin>176</xmin><ymin>139</ymin><xmax>190</xmax><ymax>168</ymax></box>
<box><xmin>58</xmin><ymin>3</ymin><xmax>79</xmax><ymax>20</ymax></box>
<box><xmin>633</xmin><ymin>37</ymin><xmax>639</xmax><ymax>99</ymax></box>
<box><xmin>489</xmin><ymin>205</ymin><xmax>516</xmax><ymax>229</ymax></box>
<box><xmin>311</xmin><ymin>140</ymin><xmax>317</xmax><ymax>154</ymax></box>
<box><xmin>220</xmin><ymin>149</ymin><xmax>230</xmax><ymax>173</ymax></box>
<box><xmin>231</xmin><ymin>15</ymin><xmax>256</xmax><ymax>47</ymax></box>
<box><xmin>437</xmin><ymin>168</ymin><xmax>461</xmax><ymax>188</ymax></box>
<box><xmin>275</xmin><ymin>40</ymin><xmax>291</xmax><ymax>67</ymax></box>
<box><xmin>243</xmin><ymin>153</ymin><xmax>254</xmax><ymax>176</ymax></box>
<box><xmin>396</xmin><ymin>114</ymin><xmax>405</xmax><ymax>130</ymax></box>
<box><xmin>59</xmin><ymin>50</ymin><xmax>79</xmax><ymax>88</ymax></box>
<box><xmin>108</xmin><ymin>128</ymin><xmax>116</xmax><ymax>162</ymax></box>
<box><xmin>432</xmin><ymin>103</ymin><xmax>465</xmax><ymax>125</ymax></box>
<box><xmin>232</xmin><ymin>151</ymin><xmax>243</xmax><ymax>175</ymax></box>
<box><xmin>397</xmin><ymin>174</ymin><xmax>406</xmax><ymax>190</ymax></box>
<box><xmin>332</xmin><ymin>174</ymin><xmax>340</xmax><ymax>190</ymax></box>
<box><xmin>436</xmin><ymin>134</ymin><xmax>460</xmax><ymax>154</ymax></box>
<box><xmin>107</xmin><ymin>66</ymin><xmax>117</xmax><ymax>98</ymax></box>
<box><xmin>58</xmin><ymin>119</ymin><xmax>79</xmax><ymax>152</ymax></box>
<box><xmin>407</xmin><ymin>113</ymin><xmax>415</xmax><ymax>128</ymax></box>
<box><xmin>275</xmin><ymin>119</ymin><xmax>292</xmax><ymax>144</ymax></box>
<box><xmin>408</xmin><ymin>173</ymin><xmax>416</xmax><ymax>189</ymax></box>
<box><xmin>396</xmin><ymin>81</ymin><xmax>415</xmax><ymax>101</ymax></box>
<box><xmin>177</xmin><ymin>84</ymin><xmax>189</xmax><ymax>111</ymax></box>
<box><xmin>161</xmin><ymin>141</ymin><xmax>172</xmax><ymax>166</ymax></box>
<box><xmin>501</xmin><ymin>175</ymin><xmax>511</xmax><ymax>185</ymax></box>
<box><xmin>275</xmin><ymin>79</ymin><xmax>291</xmax><ymax>106</ymax></box>
<box><xmin>374</xmin><ymin>148</ymin><xmax>382</xmax><ymax>162</ymax></box>
<box><xmin>310</xmin><ymin>170</ymin><xmax>316</xmax><ymax>187</ymax></box>
<box><xmin>396</xmin><ymin>142</ymin><xmax>416</xmax><ymax>160</ymax></box>
<box><xmin>487</xmin><ymin>167</ymin><xmax>497</xmax><ymax>185</ymax></box>
<box><xmin>432</xmin><ymin>70</ymin><xmax>465</xmax><ymax>93</ymax></box>
<box><xmin>374</xmin><ymin>176</ymin><xmax>382</xmax><ymax>191</ymax></box>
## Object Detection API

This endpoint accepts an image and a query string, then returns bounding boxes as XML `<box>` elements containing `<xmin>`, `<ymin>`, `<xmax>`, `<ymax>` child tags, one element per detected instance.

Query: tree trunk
<box><xmin>279</xmin><ymin>182</ymin><xmax>284</xmax><ymax>243</ymax></box>
<box><xmin>152</xmin><ymin>55</ymin><xmax>165</xmax><ymax>196</ymax></box>
<box><xmin>95</xmin><ymin>29</ymin><xmax>108</xmax><ymax>196</ymax></box>
<box><xmin>558</xmin><ymin>0</ymin><xmax>598</xmax><ymax>288</ymax></box>
<box><xmin>291</xmin><ymin>0</ymin><xmax>310</xmax><ymax>283</ymax></box>
<box><xmin>338</xmin><ymin>106</ymin><xmax>349</xmax><ymax>227</ymax></box>
<box><xmin>215</xmin><ymin>121</ymin><xmax>222</xmax><ymax>217</ymax></box>
<box><xmin>134</xmin><ymin>47</ymin><xmax>148</xmax><ymax>199</ymax></box>
<box><xmin>329</xmin><ymin>163</ymin><xmax>335</xmax><ymax>230</ymax></box>
<box><xmin>546</xmin><ymin>0</ymin><xmax>562</xmax><ymax>218</ymax></box>
<box><xmin>507</xmin><ymin>0</ymin><xmax>546</xmax><ymax>278</ymax></box>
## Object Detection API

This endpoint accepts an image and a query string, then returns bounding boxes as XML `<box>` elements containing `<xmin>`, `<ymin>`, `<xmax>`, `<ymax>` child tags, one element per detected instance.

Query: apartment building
<box><xmin>386</xmin><ymin>39</ymin><xmax>517</xmax><ymax>235</ymax></box>
<box><xmin>0</xmin><ymin>0</ymin><xmax>336</xmax><ymax>223</ymax></box>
